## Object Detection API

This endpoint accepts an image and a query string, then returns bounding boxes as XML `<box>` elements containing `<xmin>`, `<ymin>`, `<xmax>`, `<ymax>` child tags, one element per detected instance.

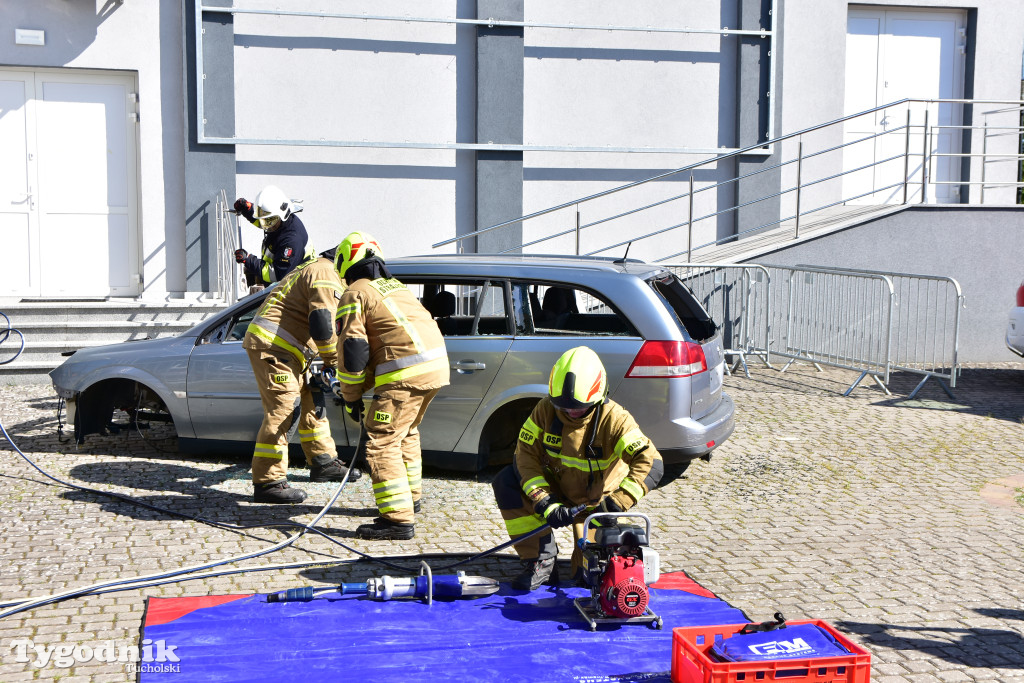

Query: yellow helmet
<box><xmin>334</xmin><ymin>231</ymin><xmax>384</xmax><ymax>278</ymax></box>
<box><xmin>548</xmin><ymin>346</ymin><xmax>607</xmax><ymax>413</ymax></box>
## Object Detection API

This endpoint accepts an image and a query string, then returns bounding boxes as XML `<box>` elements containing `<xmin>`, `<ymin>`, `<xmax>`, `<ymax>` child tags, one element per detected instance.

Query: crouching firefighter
<box><xmin>491</xmin><ymin>346</ymin><xmax>664</xmax><ymax>590</ymax></box>
<box><xmin>333</xmin><ymin>232</ymin><xmax>450</xmax><ymax>540</ymax></box>
<box><xmin>242</xmin><ymin>248</ymin><xmax>360</xmax><ymax>504</ymax></box>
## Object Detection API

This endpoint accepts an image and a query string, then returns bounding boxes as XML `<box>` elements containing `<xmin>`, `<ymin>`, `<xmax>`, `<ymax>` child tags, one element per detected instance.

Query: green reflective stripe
<box><xmin>375</xmin><ymin>347</ymin><xmax>446</xmax><ymax>375</ymax></box>
<box><xmin>246</xmin><ymin>322</ymin><xmax>308</xmax><ymax>366</ymax></box>
<box><xmin>406</xmin><ymin>461</ymin><xmax>422</xmax><ymax>485</ymax></box>
<box><xmin>337</xmin><ymin>369</ymin><xmax>367</xmax><ymax>384</ymax></box>
<box><xmin>311</xmin><ymin>280</ymin><xmax>343</xmax><ymax>293</ymax></box>
<box><xmin>552</xmin><ymin>451</ymin><xmax>618</xmax><ymax>472</ymax></box>
<box><xmin>620</xmin><ymin>477</ymin><xmax>644</xmax><ymax>501</ymax></box>
<box><xmin>522</xmin><ymin>476</ymin><xmax>548</xmax><ymax>495</ymax></box>
<box><xmin>519</xmin><ymin>418</ymin><xmax>541</xmax><ymax>445</ymax></box>
<box><xmin>374</xmin><ymin>356</ymin><xmax>447</xmax><ymax>386</ymax></box>
<box><xmin>261</xmin><ymin>255</ymin><xmax>275</xmax><ymax>283</ymax></box>
<box><xmin>381</xmin><ymin>297</ymin><xmax>425</xmax><ymax>354</ymax></box>
<box><xmin>299</xmin><ymin>426</ymin><xmax>330</xmax><ymax>443</ymax></box>
<box><xmin>377</xmin><ymin>494</ymin><xmax>414</xmax><ymax>514</ymax></box>
<box><xmin>505</xmin><ymin>513</ymin><xmax>546</xmax><ymax>537</ymax></box>
<box><xmin>253</xmin><ymin>443</ymin><xmax>287</xmax><ymax>460</ymax></box>
<box><xmin>337</xmin><ymin>302</ymin><xmax>362</xmax><ymax>317</ymax></box>
<box><xmin>615</xmin><ymin>429</ymin><xmax>648</xmax><ymax>458</ymax></box>
<box><xmin>541</xmin><ymin>503</ymin><xmax>564</xmax><ymax>519</ymax></box>
<box><xmin>373</xmin><ymin>477</ymin><xmax>413</xmax><ymax>512</ymax></box>
<box><xmin>317</xmin><ymin>340</ymin><xmax>336</xmax><ymax>355</ymax></box>
<box><xmin>545</xmin><ymin>448</ymin><xmax>561</xmax><ymax>460</ymax></box>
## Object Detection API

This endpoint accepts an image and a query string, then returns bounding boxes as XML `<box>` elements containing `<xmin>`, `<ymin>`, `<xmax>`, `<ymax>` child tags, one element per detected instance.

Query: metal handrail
<box><xmin>435</xmin><ymin>98</ymin><xmax>1024</xmax><ymax>256</ymax></box>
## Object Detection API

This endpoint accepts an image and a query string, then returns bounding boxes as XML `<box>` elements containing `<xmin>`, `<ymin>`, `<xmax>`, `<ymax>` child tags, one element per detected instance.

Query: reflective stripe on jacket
<box><xmin>243</xmin><ymin>257</ymin><xmax>344</xmax><ymax>368</ymax></box>
<box><xmin>335</xmin><ymin>277</ymin><xmax>450</xmax><ymax>401</ymax></box>
<box><xmin>515</xmin><ymin>398</ymin><xmax>662</xmax><ymax>510</ymax></box>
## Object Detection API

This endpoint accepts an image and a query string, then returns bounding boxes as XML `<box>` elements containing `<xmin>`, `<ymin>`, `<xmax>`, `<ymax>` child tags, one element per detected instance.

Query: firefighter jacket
<box><xmin>334</xmin><ymin>277</ymin><xmax>450</xmax><ymax>402</ymax></box>
<box><xmin>242</xmin><ymin>214</ymin><xmax>316</xmax><ymax>285</ymax></box>
<box><xmin>242</xmin><ymin>257</ymin><xmax>343</xmax><ymax>369</ymax></box>
<box><xmin>516</xmin><ymin>397</ymin><xmax>662</xmax><ymax>512</ymax></box>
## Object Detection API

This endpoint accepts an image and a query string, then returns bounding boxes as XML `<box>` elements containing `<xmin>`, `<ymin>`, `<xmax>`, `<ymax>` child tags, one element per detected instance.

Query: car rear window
<box><xmin>405</xmin><ymin>279</ymin><xmax>512</xmax><ymax>336</ymax></box>
<box><xmin>648</xmin><ymin>273</ymin><xmax>718</xmax><ymax>342</ymax></box>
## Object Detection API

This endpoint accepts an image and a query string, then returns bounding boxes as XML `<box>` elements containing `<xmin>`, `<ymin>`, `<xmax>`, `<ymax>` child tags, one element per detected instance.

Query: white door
<box><xmin>843</xmin><ymin>8</ymin><xmax>966</xmax><ymax>204</ymax></box>
<box><xmin>0</xmin><ymin>69</ymin><xmax>140</xmax><ymax>298</ymax></box>
<box><xmin>0</xmin><ymin>74</ymin><xmax>39</xmax><ymax>297</ymax></box>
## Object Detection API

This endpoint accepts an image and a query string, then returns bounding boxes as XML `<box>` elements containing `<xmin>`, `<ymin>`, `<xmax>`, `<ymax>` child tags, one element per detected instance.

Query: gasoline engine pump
<box><xmin>573</xmin><ymin>512</ymin><xmax>663</xmax><ymax>631</ymax></box>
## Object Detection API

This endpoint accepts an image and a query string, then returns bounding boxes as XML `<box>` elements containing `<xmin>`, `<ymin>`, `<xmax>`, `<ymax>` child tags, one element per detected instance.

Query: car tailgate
<box><xmin>689</xmin><ymin>333</ymin><xmax>726</xmax><ymax>420</ymax></box>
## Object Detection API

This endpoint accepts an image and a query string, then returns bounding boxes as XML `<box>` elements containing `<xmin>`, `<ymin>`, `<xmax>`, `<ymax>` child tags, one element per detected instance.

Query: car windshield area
<box><xmin>648</xmin><ymin>273</ymin><xmax>718</xmax><ymax>343</ymax></box>
<box><xmin>511</xmin><ymin>282</ymin><xmax>638</xmax><ymax>337</ymax></box>
<box><xmin>198</xmin><ymin>298</ymin><xmax>264</xmax><ymax>345</ymax></box>
<box><xmin>404</xmin><ymin>280</ymin><xmax>512</xmax><ymax>336</ymax></box>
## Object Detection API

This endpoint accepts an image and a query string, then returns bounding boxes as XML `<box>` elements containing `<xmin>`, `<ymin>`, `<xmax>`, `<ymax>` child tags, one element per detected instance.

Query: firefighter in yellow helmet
<box><xmin>242</xmin><ymin>248</ymin><xmax>359</xmax><ymax>504</ymax></box>
<box><xmin>233</xmin><ymin>185</ymin><xmax>317</xmax><ymax>289</ymax></box>
<box><xmin>333</xmin><ymin>232</ymin><xmax>450</xmax><ymax>539</ymax></box>
<box><xmin>491</xmin><ymin>346</ymin><xmax>664</xmax><ymax>590</ymax></box>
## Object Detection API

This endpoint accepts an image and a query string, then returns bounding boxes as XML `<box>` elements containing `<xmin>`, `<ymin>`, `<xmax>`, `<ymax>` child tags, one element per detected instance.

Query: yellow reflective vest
<box><xmin>516</xmin><ymin>398</ymin><xmax>662</xmax><ymax>511</ymax></box>
<box><xmin>335</xmin><ymin>277</ymin><xmax>450</xmax><ymax>401</ymax></box>
<box><xmin>242</xmin><ymin>257</ymin><xmax>343</xmax><ymax>368</ymax></box>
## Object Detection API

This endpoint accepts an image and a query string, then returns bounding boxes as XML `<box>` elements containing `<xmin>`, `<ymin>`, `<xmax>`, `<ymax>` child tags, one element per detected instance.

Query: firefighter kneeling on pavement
<box><xmin>491</xmin><ymin>346</ymin><xmax>664</xmax><ymax>590</ymax></box>
<box><xmin>333</xmin><ymin>232</ymin><xmax>450</xmax><ymax>540</ymax></box>
<box><xmin>242</xmin><ymin>248</ymin><xmax>359</xmax><ymax>504</ymax></box>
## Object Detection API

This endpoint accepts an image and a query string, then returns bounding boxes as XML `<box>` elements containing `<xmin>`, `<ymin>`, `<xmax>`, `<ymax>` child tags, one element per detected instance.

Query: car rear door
<box><xmin>503</xmin><ymin>279</ymin><xmax>644</xmax><ymax>404</ymax></box>
<box><xmin>402</xmin><ymin>278</ymin><xmax>513</xmax><ymax>452</ymax></box>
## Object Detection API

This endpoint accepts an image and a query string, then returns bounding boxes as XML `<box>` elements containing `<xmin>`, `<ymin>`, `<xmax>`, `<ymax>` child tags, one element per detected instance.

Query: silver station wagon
<box><xmin>51</xmin><ymin>255</ymin><xmax>734</xmax><ymax>472</ymax></box>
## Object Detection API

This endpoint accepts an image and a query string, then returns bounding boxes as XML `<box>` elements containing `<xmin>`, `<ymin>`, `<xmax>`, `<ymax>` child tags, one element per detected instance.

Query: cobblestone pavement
<box><xmin>0</xmin><ymin>361</ymin><xmax>1022</xmax><ymax>681</ymax></box>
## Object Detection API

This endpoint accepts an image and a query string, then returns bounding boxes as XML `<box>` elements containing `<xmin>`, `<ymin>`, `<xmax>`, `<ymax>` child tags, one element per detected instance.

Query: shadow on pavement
<box><xmin>836</xmin><ymin>619</ymin><xmax>1024</xmax><ymax>669</ymax></box>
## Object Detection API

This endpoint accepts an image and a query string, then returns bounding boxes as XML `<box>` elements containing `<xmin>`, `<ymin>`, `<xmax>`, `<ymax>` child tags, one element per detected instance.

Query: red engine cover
<box><xmin>598</xmin><ymin>555</ymin><xmax>649</xmax><ymax>618</ymax></box>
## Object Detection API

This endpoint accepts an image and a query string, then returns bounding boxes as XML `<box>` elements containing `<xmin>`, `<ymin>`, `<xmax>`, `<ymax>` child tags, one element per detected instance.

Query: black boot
<box><xmin>309</xmin><ymin>455</ymin><xmax>362</xmax><ymax>483</ymax></box>
<box><xmin>355</xmin><ymin>517</ymin><xmax>415</xmax><ymax>540</ymax></box>
<box><xmin>413</xmin><ymin>498</ymin><xmax>423</xmax><ymax>514</ymax></box>
<box><xmin>512</xmin><ymin>556</ymin><xmax>558</xmax><ymax>591</ymax></box>
<box><xmin>254</xmin><ymin>480</ymin><xmax>307</xmax><ymax>504</ymax></box>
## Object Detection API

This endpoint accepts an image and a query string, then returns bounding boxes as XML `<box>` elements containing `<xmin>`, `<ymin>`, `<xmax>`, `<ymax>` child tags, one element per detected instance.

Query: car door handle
<box><xmin>452</xmin><ymin>360</ymin><xmax>486</xmax><ymax>372</ymax></box>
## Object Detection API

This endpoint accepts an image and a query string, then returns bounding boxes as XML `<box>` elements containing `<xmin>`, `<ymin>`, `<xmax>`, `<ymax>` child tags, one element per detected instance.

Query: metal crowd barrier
<box><xmin>663</xmin><ymin>264</ymin><xmax>772</xmax><ymax>377</ymax></box>
<box><xmin>798</xmin><ymin>265</ymin><xmax>964</xmax><ymax>398</ymax></box>
<box><xmin>667</xmin><ymin>261</ymin><xmax>963</xmax><ymax>398</ymax></box>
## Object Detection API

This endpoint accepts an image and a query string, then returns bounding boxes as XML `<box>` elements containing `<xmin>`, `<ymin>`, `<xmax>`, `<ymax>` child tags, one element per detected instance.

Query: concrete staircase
<box><xmin>0</xmin><ymin>299</ymin><xmax>229</xmax><ymax>383</ymax></box>
<box><xmin>687</xmin><ymin>203</ymin><xmax>909</xmax><ymax>264</ymax></box>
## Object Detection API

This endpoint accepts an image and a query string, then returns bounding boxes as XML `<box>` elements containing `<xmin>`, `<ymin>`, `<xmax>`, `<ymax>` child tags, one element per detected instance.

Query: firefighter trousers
<box><xmin>491</xmin><ymin>464</ymin><xmax>600</xmax><ymax>575</ymax></box>
<box><xmin>363</xmin><ymin>385</ymin><xmax>439</xmax><ymax>524</ymax></box>
<box><xmin>246</xmin><ymin>347</ymin><xmax>337</xmax><ymax>484</ymax></box>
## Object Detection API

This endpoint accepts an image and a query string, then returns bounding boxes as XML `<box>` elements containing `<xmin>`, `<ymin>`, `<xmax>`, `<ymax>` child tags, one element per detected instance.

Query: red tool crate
<box><xmin>671</xmin><ymin>620</ymin><xmax>871</xmax><ymax>683</ymax></box>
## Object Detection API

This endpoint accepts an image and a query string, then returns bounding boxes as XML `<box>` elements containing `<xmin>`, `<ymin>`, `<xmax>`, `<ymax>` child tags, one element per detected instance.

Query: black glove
<box><xmin>596</xmin><ymin>495</ymin><xmax>623</xmax><ymax>514</ymax></box>
<box><xmin>234</xmin><ymin>248</ymin><xmax>248</xmax><ymax>264</ymax></box>
<box><xmin>344</xmin><ymin>399</ymin><xmax>364</xmax><ymax>423</ymax></box>
<box><xmin>534</xmin><ymin>496</ymin><xmax>575</xmax><ymax>529</ymax></box>
<box><xmin>233</xmin><ymin>197</ymin><xmax>252</xmax><ymax>215</ymax></box>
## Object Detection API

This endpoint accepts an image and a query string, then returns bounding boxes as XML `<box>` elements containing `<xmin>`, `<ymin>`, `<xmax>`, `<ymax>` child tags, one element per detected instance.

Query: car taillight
<box><xmin>1017</xmin><ymin>281</ymin><xmax>1024</xmax><ymax>307</ymax></box>
<box><xmin>626</xmin><ymin>340</ymin><xmax>707</xmax><ymax>378</ymax></box>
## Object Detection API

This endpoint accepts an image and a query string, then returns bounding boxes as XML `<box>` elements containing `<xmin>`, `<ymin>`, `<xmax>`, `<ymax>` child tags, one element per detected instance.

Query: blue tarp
<box><xmin>140</xmin><ymin>572</ymin><xmax>748</xmax><ymax>682</ymax></box>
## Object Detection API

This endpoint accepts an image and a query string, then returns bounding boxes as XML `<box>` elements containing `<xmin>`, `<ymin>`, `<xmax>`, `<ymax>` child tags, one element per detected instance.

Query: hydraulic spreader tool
<box><xmin>574</xmin><ymin>512</ymin><xmax>663</xmax><ymax>631</ymax></box>
<box><xmin>268</xmin><ymin>563</ymin><xmax>500</xmax><ymax>605</ymax></box>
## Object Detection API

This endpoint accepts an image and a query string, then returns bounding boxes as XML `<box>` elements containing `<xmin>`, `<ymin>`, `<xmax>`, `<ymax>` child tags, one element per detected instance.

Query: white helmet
<box><xmin>253</xmin><ymin>185</ymin><xmax>293</xmax><ymax>231</ymax></box>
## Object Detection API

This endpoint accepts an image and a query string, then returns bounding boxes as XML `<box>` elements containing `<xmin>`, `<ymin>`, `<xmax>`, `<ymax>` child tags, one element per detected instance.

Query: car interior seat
<box><xmin>425</xmin><ymin>290</ymin><xmax>458</xmax><ymax>335</ymax></box>
<box><xmin>536</xmin><ymin>287</ymin><xmax>579</xmax><ymax>329</ymax></box>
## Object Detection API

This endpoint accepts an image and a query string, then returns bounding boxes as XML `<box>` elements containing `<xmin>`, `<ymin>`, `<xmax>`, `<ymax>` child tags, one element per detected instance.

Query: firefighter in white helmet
<box><xmin>491</xmin><ymin>346</ymin><xmax>664</xmax><ymax>590</ymax></box>
<box><xmin>233</xmin><ymin>185</ymin><xmax>316</xmax><ymax>289</ymax></box>
<box><xmin>333</xmin><ymin>231</ymin><xmax>450</xmax><ymax>540</ymax></box>
<box><xmin>242</xmin><ymin>247</ymin><xmax>359</xmax><ymax>504</ymax></box>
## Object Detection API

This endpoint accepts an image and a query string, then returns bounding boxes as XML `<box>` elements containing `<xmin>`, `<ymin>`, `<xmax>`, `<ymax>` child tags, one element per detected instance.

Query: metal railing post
<box><xmin>794</xmin><ymin>140</ymin><xmax>803</xmax><ymax>239</ymax></box>
<box><xmin>574</xmin><ymin>205</ymin><xmax>581</xmax><ymax>255</ymax></box>
<box><xmin>902</xmin><ymin>109</ymin><xmax>911</xmax><ymax>204</ymax></box>
<box><xmin>686</xmin><ymin>175</ymin><xmax>694</xmax><ymax>262</ymax></box>
<box><xmin>920</xmin><ymin>109</ymin><xmax>930</xmax><ymax>204</ymax></box>
<box><xmin>980</xmin><ymin>121</ymin><xmax>988</xmax><ymax>204</ymax></box>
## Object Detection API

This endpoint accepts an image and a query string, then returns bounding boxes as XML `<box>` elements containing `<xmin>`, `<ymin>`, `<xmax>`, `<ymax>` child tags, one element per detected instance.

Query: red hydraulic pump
<box><xmin>574</xmin><ymin>512</ymin><xmax>663</xmax><ymax>630</ymax></box>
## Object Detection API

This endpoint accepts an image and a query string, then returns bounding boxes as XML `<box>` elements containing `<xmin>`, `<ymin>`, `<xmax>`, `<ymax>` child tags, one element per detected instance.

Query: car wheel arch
<box><xmin>72</xmin><ymin>374</ymin><xmax>187</xmax><ymax>442</ymax></box>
